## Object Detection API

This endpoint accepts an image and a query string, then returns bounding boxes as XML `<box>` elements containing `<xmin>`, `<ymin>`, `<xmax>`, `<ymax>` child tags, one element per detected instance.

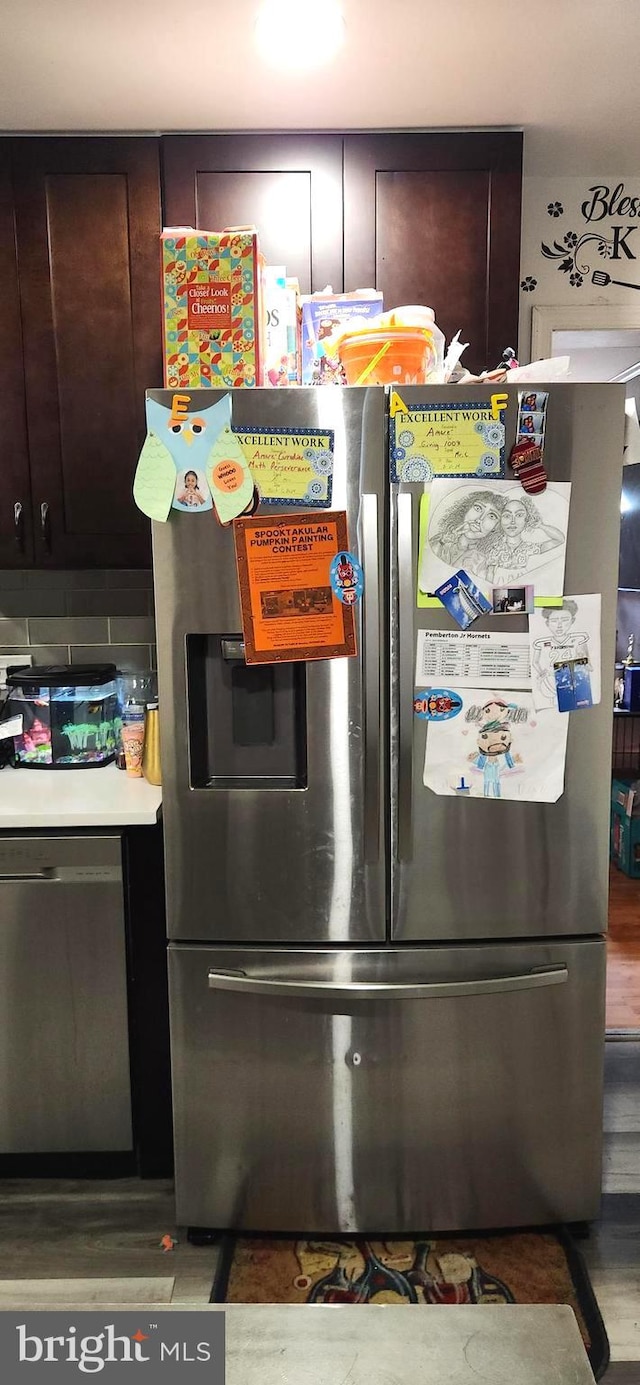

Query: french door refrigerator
<box><xmin>152</xmin><ymin>383</ymin><xmax>624</xmax><ymax>1234</ymax></box>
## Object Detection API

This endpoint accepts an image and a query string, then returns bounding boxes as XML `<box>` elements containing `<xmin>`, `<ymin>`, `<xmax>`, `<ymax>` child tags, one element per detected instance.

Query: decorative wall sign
<box><xmin>521</xmin><ymin>180</ymin><xmax>640</xmax><ymax>297</ymax></box>
<box><xmin>390</xmin><ymin>401</ymin><xmax>505</xmax><ymax>483</ymax></box>
<box><xmin>233</xmin><ymin>426</ymin><xmax>334</xmax><ymax>507</ymax></box>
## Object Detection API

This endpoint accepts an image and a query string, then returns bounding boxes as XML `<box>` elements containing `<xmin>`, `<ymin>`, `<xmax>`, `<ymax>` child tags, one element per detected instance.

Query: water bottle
<box><xmin>142</xmin><ymin>703</ymin><xmax>161</xmax><ymax>785</ymax></box>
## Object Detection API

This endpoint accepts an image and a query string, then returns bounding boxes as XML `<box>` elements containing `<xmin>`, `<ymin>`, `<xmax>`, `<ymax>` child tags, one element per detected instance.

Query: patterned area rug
<box><xmin>211</xmin><ymin>1232</ymin><xmax>609</xmax><ymax>1379</ymax></box>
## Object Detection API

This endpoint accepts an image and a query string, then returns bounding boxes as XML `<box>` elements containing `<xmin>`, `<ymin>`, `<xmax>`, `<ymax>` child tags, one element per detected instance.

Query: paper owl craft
<box><xmin>134</xmin><ymin>391</ymin><xmax>258</xmax><ymax>525</ymax></box>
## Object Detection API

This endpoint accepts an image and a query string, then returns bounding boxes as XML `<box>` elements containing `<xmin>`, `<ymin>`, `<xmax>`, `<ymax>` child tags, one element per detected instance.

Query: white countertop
<box><xmin>0</xmin><ymin>762</ymin><xmax>162</xmax><ymax>829</ymax></box>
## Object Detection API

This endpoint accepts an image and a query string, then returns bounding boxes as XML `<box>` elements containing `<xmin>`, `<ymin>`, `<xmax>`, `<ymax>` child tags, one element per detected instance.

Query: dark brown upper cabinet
<box><xmin>12</xmin><ymin>138</ymin><xmax>162</xmax><ymax>567</ymax></box>
<box><xmin>0</xmin><ymin>149</ymin><xmax>33</xmax><ymax>568</ymax></box>
<box><xmin>0</xmin><ymin>131</ymin><xmax>523</xmax><ymax>571</ymax></box>
<box><xmin>343</xmin><ymin>133</ymin><xmax>523</xmax><ymax>374</ymax></box>
<box><xmin>162</xmin><ymin>135</ymin><xmax>344</xmax><ymax>295</ymax></box>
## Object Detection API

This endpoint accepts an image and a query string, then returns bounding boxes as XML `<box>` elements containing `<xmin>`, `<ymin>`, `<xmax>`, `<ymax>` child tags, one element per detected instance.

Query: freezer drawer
<box><xmin>169</xmin><ymin>938</ymin><xmax>604</xmax><ymax>1232</ymax></box>
<box><xmin>0</xmin><ymin>834</ymin><xmax>132</xmax><ymax>1153</ymax></box>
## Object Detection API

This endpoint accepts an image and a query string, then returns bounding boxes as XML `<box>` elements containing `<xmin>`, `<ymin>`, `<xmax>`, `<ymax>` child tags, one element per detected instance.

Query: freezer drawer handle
<box><xmin>207</xmin><ymin>965</ymin><xmax>568</xmax><ymax>1000</ymax></box>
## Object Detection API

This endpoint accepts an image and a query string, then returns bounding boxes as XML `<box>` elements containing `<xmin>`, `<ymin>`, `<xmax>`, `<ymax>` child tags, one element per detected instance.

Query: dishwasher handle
<box><xmin>0</xmin><ymin>866</ymin><xmax>121</xmax><ymax>884</ymax></box>
<box><xmin>207</xmin><ymin>965</ymin><xmax>568</xmax><ymax>1001</ymax></box>
<box><xmin>0</xmin><ymin>867</ymin><xmax>57</xmax><ymax>882</ymax></box>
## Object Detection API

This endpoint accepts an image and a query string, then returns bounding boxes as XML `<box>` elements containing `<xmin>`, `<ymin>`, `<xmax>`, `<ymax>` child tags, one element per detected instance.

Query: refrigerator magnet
<box><xmin>330</xmin><ymin>551</ymin><xmax>364</xmax><ymax>605</ymax></box>
<box><xmin>508</xmin><ymin>440</ymin><xmax>548</xmax><ymax>495</ymax></box>
<box><xmin>434</xmin><ymin>570</ymin><xmax>492</xmax><ymax>629</ymax></box>
<box><xmin>554</xmin><ymin>657</ymin><xmax>594</xmax><ymax>711</ymax></box>
<box><xmin>414</xmin><ymin>689</ymin><xmax>463</xmax><ymax>721</ymax></box>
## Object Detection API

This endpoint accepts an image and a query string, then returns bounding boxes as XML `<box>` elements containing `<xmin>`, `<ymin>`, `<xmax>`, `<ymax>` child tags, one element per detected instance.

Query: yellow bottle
<box><xmin>142</xmin><ymin>702</ymin><xmax>161</xmax><ymax>785</ymax></box>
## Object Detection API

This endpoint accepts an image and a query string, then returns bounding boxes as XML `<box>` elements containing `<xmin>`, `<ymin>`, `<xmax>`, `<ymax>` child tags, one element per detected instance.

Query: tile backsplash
<box><xmin>0</xmin><ymin>570</ymin><xmax>155</xmax><ymax>674</ymax></box>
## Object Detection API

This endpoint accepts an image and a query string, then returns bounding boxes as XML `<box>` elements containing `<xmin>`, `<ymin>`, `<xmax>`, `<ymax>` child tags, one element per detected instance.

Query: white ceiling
<box><xmin>1</xmin><ymin>0</ymin><xmax>638</xmax><ymax>174</ymax></box>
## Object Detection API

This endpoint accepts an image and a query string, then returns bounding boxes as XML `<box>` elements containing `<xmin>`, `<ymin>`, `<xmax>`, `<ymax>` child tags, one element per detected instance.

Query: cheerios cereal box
<box><xmin>161</xmin><ymin>227</ymin><xmax>265</xmax><ymax>389</ymax></box>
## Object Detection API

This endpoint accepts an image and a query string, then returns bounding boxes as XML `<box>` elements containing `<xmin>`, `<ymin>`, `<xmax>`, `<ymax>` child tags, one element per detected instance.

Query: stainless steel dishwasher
<box><xmin>0</xmin><ymin>834</ymin><xmax>132</xmax><ymax>1153</ymax></box>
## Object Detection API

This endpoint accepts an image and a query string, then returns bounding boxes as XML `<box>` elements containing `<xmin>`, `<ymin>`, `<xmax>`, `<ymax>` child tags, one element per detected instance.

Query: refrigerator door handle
<box><xmin>361</xmin><ymin>493</ymin><xmax>380</xmax><ymax>865</ymax></box>
<box><xmin>207</xmin><ymin>965</ymin><xmax>568</xmax><ymax>1000</ymax></box>
<box><xmin>397</xmin><ymin>491</ymin><xmax>414</xmax><ymax>862</ymax></box>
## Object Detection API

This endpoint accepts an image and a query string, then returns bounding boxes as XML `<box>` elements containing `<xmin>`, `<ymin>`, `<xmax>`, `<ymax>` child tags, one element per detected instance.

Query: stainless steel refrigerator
<box><xmin>152</xmin><ymin>383</ymin><xmax>624</xmax><ymax>1234</ymax></box>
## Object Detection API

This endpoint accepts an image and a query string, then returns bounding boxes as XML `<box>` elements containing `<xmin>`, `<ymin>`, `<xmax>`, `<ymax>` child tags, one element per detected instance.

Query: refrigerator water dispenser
<box><xmin>186</xmin><ymin>634</ymin><xmax>307</xmax><ymax>789</ymax></box>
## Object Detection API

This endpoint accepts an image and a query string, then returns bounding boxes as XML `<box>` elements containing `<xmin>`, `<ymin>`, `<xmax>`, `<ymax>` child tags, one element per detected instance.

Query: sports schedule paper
<box><xmin>416</xmin><ymin>629</ymin><xmax>532</xmax><ymax>690</ymax></box>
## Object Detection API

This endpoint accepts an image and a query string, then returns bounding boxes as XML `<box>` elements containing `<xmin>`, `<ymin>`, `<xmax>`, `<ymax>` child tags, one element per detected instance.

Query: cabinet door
<box><xmin>12</xmin><ymin>138</ymin><xmax>162</xmax><ymax>568</ymax></box>
<box><xmin>344</xmin><ymin>133</ymin><xmax>523</xmax><ymax>374</ymax></box>
<box><xmin>0</xmin><ymin>149</ymin><xmax>33</xmax><ymax>566</ymax></box>
<box><xmin>162</xmin><ymin>134</ymin><xmax>344</xmax><ymax>294</ymax></box>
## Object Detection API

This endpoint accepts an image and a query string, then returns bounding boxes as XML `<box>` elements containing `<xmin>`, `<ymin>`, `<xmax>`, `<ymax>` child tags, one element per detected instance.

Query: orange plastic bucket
<box><xmin>338</xmin><ymin>329</ymin><xmax>436</xmax><ymax>386</ymax></box>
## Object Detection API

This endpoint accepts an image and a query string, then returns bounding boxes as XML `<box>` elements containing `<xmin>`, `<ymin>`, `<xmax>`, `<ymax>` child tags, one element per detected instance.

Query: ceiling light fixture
<box><xmin>255</xmin><ymin>0</ymin><xmax>346</xmax><ymax>70</ymax></box>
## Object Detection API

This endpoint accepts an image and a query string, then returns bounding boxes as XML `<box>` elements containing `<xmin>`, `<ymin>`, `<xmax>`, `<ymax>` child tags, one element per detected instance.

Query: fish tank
<box><xmin>5</xmin><ymin>664</ymin><xmax>119</xmax><ymax>768</ymax></box>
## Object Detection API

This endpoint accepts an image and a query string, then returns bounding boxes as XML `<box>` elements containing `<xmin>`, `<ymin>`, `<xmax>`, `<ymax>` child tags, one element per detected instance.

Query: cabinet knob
<box><xmin>40</xmin><ymin>501</ymin><xmax>51</xmax><ymax>552</ymax></box>
<box><xmin>14</xmin><ymin>501</ymin><xmax>24</xmax><ymax>553</ymax></box>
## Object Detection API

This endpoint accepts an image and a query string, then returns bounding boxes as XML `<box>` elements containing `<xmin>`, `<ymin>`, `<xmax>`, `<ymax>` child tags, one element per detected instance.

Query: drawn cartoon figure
<box><xmin>481</xmin><ymin>699</ymin><xmax>511</xmax><ymax>724</ymax></box>
<box><xmin>484</xmin><ymin>494</ymin><xmax>564</xmax><ymax>585</ymax></box>
<box><xmin>176</xmin><ymin>469</ymin><xmax>207</xmax><ymax>507</ymax></box>
<box><xmin>311</xmin><ymin>317</ymin><xmax>345</xmax><ymax>382</ymax></box>
<box><xmin>336</xmin><ymin>554</ymin><xmax>356</xmax><ymax>589</ymax></box>
<box><xmin>430</xmin><ymin>694</ymin><xmax>459</xmax><ymax>716</ymax></box>
<box><xmin>429</xmin><ymin>491</ymin><xmax>503</xmax><ymax>571</ymax></box>
<box><xmin>532</xmin><ymin>600</ymin><xmax>591</xmax><ymax>708</ymax></box>
<box><xmin>469</xmin><ymin>718</ymin><xmax>521</xmax><ymax>798</ymax></box>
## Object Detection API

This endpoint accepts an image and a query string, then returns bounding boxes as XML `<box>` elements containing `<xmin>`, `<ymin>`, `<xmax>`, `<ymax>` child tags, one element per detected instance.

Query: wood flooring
<box><xmin>608</xmin><ymin>867</ymin><xmax>640</xmax><ymax>1030</ymax></box>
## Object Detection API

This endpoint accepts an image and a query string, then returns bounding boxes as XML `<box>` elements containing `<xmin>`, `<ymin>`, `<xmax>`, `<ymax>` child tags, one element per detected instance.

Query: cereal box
<box><xmin>161</xmin><ymin>227</ymin><xmax>265</xmax><ymax>389</ymax></box>
<box><xmin>264</xmin><ymin>267</ymin><xmax>301</xmax><ymax>387</ymax></box>
<box><xmin>299</xmin><ymin>290</ymin><xmax>383</xmax><ymax>385</ymax></box>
